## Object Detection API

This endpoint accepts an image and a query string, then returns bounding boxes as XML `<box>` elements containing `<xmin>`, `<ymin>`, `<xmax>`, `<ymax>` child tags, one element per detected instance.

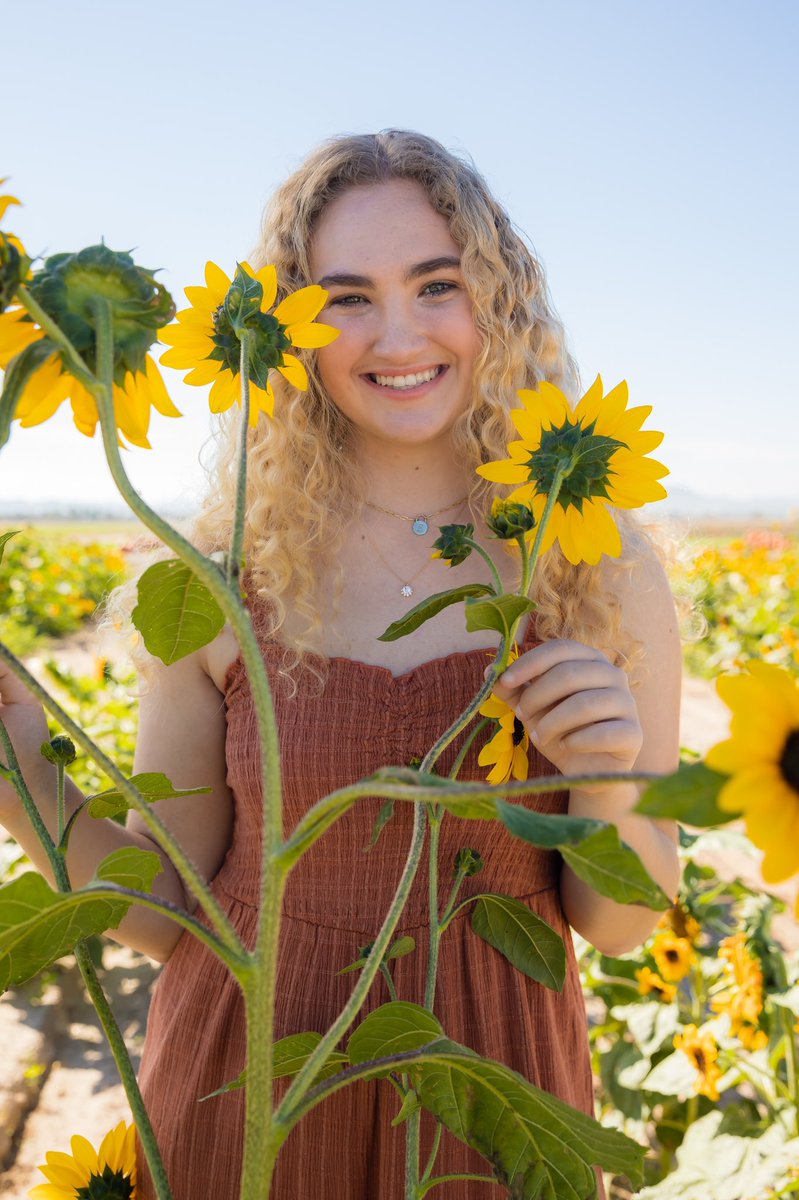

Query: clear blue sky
<box><xmin>2</xmin><ymin>0</ymin><xmax>797</xmax><ymax>513</ymax></box>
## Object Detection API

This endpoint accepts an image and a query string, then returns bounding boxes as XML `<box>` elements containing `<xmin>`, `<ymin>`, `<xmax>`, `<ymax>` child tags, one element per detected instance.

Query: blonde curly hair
<box><xmin>180</xmin><ymin>131</ymin><xmax>649</xmax><ymax>677</ymax></box>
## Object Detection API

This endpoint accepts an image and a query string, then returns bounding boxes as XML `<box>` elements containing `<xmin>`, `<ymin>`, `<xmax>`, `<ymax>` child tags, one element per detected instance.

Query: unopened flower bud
<box><xmin>454</xmin><ymin>848</ymin><xmax>484</xmax><ymax>878</ymax></box>
<box><xmin>40</xmin><ymin>735</ymin><xmax>77</xmax><ymax>767</ymax></box>
<box><xmin>486</xmin><ymin>498</ymin><xmax>535</xmax><ymax>540</ymax></box>
<box><xmin>431</xmin><ymin>523</ymin><xmax>474</xmax><ymax>567</ymax></box>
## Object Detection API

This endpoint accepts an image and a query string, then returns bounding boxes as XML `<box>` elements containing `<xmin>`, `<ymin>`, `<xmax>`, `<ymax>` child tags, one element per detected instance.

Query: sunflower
<box><xmin>478</xmin><ymin>655</ymin><xmax>530</xmax><ymax>785</ymax></box>
<box><xmin>0</xmin><ymin>177</ymin><xmax>30</xmax><ymax>311</ymax></box>
<box><xmin>651</xmin><ymin>931</ymin><xmax>696</xmax><ymax>982</ymax></box>
<box><xmin>476</xmin><ymin>376</ymin><xmax>668</xmax><ymax>565</ymax></box>
<box><xmin>159</xmin><ymin>261</ymin><xmax>339</xmax><ymax>425</ymax></box>
<box><xmin>29</xmin><ymin>1121</ymin><xmax>136</xmax><ymax>1199</ymax></box>
<box><xmin>635</xmin><ymin>965</ymin><xmax>677</xmax><ymax>1003</ymax></box>
<box><xmin>0</xmin><ymin>244</ymin><xmax>180</xmax><ymax>447</ymax></box>
<box><xmin>710</xmin><ymin>931</ymin><xmax>768</xmax><ymax>1049</ymax></box>
<box><xmin>673</xmin><ymin>1024</ymin><xmax>724</xmax><ymax>1101</ymax></box>
<box><xmin>656</xmin><ymin>903</ymin><xmax>701</xmax><ymax>944</ymax></box>
<box><xmin>0</xmin><ymin>177</ymin><xmax>21</xmax><ymax>224</ymax></box>
<box><xmin>706</xmin><ymin>662</ymin><xmax>799</xmax><ymax>886</ymax></box>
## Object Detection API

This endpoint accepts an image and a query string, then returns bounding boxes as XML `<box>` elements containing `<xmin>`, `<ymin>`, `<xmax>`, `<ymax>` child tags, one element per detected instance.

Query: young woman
<box><xmin>0</xmin><ymin>131</ymin><xmax>681</xmax><ymax>1198</ymax></box>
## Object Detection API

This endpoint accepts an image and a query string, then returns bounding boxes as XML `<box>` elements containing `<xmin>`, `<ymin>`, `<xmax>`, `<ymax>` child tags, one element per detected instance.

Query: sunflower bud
<box><xmin>40</xmin><ymin>734</ymin><xmax>77</xmax><ymax>767</ymax></box>
<box><xmin>454</xmin><ymin>847</ymin><xmax>484</xmax><ymax>878</ymax></box>
<box><xmin>486</xmin><ymin>498</ymin><xmax>535</xmax><ymax>539</ymax></box>
<box><xmin>431</xmin><ymin>523</ymin><xmax>474</xmax><ymax>567</ymax></box>
<box><xmin>26</xmin><ymin>244</ymin><xmax>175</xmax><ymax>386</ymax></box>
<box><xmin>0</xmin><ymin>232</ymin><xmax>30</xmax><ymax>313</ymax></box>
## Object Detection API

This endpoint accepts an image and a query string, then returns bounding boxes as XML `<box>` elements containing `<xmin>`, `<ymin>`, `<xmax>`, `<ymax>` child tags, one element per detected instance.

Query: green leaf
<box><xmin>363</xmin><ymin>799</ymin><xmax>395</xmax><ymax>852</ymax></box>
<box><xmin>87</xmin><ymin>771</ymin><xmax>212</xmax><ymax>819</ymax></box>
<box><xmin>471</xmin><ymin>893</ymin><xmax>566</xmax><ymax>991</ymax></box>
<box><xmin>337</xmin><ymin>936</ymin><xmax>417</xmax><ymax>976</ymax></box>
<box><xmin>391</xmin><ymin>1088</ymin><xmax>422</xmax><ymax>1127</ymax></box>
<box><xmin>464</xmin><ymin>592</ymin><xmax>536</xmax><ymax>640</ymax></box>
<box><xmin>378</xmin><ymin>583</ymin><xmax>495</xmax><ymax>642</ymax></box>
<box><xmin>0</xmin><ymin>339</ymin><xmax>55</xmax><ymax>451</ymax></box>
<box><xmin>132</xmin><ymin>559</ymin><xmax>224</xmax><ymax>665</ymax></box>
<box><xmin>635</xmin><ymin>761</ymin><xmax>733</xmax><ymax>827</ymax></box>
<box><xmin>497</xmin><ymin>800</ymin><xmax>671</xmax><ymax>910</ymax></box>
<box><xmin>347</xmin><ymin>1003</ymin><xmax>644</xmax><ymax>1196</ymax></box>
<box><xmin>199</xmin><ymin>1032</ymin><xmax>349</xmax><ymax>1101</ymax></box>
<box><xmin>0</xmin><ymin>530</ymin><xmax>20</xmax><ymax>564</ymax></box>
<box><xmin>0</xmin><ymin>847</ymin><xmax>161</xmax><ymax>990</ymax></box>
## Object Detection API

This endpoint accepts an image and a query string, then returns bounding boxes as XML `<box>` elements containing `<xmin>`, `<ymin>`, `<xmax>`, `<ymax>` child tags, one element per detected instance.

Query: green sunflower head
<box><xmin>431</xmin><ymin>523</ymin><xmax>475</xmax><ymax>567</ymax></box>
<box><xmin>454</xmin><ymin>847</ymin><xmax>484</xmax><ymax>878</ymax></box>
<box><xmin>0</xmin><ymin>232</ymin><xmax>29</xmax><ymax>312</ymax></box>
<box><xmin>40</xmin><ymin>734</ymin><xmax>77</xmax><ymax>767</ymax></box>
<box><xmin>527</xmin><ymin>417</ymin><xmax>627</xmax><ymax>512</ymax></box>
<box><xmin>212</xmin><ymin>263</ymin><xmax>292</xmax><ymax>392</ymax></box>
<box><xmin>486</xmin><ymin>498</ymin><xmax>535</xmax><ymax>540</ymax></box>
<box><xmin>27</xmin><ymin>244</ymin><xmax>175</xmax><ymax>385</ymax></box>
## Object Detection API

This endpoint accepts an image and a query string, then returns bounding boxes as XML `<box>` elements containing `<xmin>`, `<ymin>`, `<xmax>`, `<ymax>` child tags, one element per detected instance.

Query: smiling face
<box><xmin>308</xmin><ymin>180</ymin><xmax>483</xmax><ymax>456</ymax></box>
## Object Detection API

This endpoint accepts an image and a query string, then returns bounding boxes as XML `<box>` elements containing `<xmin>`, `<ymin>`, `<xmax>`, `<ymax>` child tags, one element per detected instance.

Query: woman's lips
<box><xmin>360</xmin><ymin>365</ymin><xmax>448</xmax><ymax>397</ymax></box>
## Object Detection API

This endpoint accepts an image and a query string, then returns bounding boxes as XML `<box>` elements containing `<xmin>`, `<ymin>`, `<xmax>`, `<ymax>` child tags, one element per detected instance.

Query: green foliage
<box><xmin>347</xmin><ymin>1002</ymin><xmax>645</xmax><ymax>1198</ymax></box>
<box><xmin>464</xmin><ymin>592</ymin><xmax>536</xmax><ymax>639</ymax></box>
<box><xmin>132</xmin><ymin>558</ymin><xmax>224</xmax><ymax>664</ymax></box>
<box><xmin>378</xmin><ymin>582</ymin><xmax>495</xmax><ymax>642</ymax></box>
<box><xmin>636</xmin><ymin>761</ymin><xmax>733</xmax><ymax>827</ymax></box>
<box><xmin>471</xmin><ymin>892</ymin><xmax>566</xmax><ymax>990</ymax></box>
<box><xmin>0</xmin><ymin>846</ymin><xmax>161</xmax><ymax>989</ymax></box>
<box><xmin>0</xmin><ymin>529</ymin><xmax>129</xmax><ymax>652</ymax></box>
<box><xmin>201</xmin><ymin>1033</ymin><xmax>350</xmax><ymax>1101</ymax></box>
<box><xmin>87</xmin><ymin>771</ymin><xmax>211</xmax><ymax>819</ymax></box>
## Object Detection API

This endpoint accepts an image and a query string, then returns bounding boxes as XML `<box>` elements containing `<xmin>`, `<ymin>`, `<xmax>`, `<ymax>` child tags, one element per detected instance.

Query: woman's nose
<box><xmin>370</xmin><ymin>298</ymin><xmax>427</xmax><ymax>358</ymax></box>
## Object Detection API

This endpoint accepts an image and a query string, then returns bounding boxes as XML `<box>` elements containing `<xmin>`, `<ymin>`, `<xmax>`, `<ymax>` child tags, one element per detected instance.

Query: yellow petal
<box><xmin>141</xmin><ymin>356</ymin><xmax>182</xmax><ymax>417</ymax></box>
<box><xmin>274</xmin><ymin>284</ymin><xmax>327</xmax><ymax>326</ymax></box>
<box><xmin>573</xmin><ymin>374</ymin><xmax>610</xmax><ymax>426</ymax></box>
<box><xmin>184</xmin><ymin>361</ymin><xmax>223</xmax><ymax>386</ymax></box>
<box><xmin>204</xmin><ymin>261</ymin><xmax>231</xmax><ymax>299</ymax></box>
<box><xmin>276</xmin><ymin>352</ymin><xmax>308</xmax><ymax>390</ymax></box>
<box><xmin>250</xmin><ymin>382</ymin><xmax>275</xmax><ymax>422</ymax></box>
<box><xmin>70</xmin><ymin>1135</ymin><xmax>99</xmax><ymax>1177</ymax></box>
<box><xmin>286</xmin><ymin>320</ymin><xmax>341</xmax><ymax>349</ymax></box>
<box><xmin>256</xmin><ymin>264</ymin><xmax>278</xmax><ymax>311</ymax></box>
<box><xmin>209</xmin><ymin>372</ymin><xmax>239</xmax><ymax>414</ymax></box>
<box><xmin>475</xmin><ymin>459</ymin><xmax>530</xmax><ymax>484</ymax></box>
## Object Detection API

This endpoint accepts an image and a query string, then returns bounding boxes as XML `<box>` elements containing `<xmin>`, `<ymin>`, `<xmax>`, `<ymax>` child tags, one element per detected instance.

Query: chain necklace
<box><xmin>364</xmin><ymin>493</ymin><xmax>469</xmax><ymax>537</ymax></box>
<box><xmin>363</xmin><ymin>526</ymin><xmax>433</xmax><ymax>599</ymax></box>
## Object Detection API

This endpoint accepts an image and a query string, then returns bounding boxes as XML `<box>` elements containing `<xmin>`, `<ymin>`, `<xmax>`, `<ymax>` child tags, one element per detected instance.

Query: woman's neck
<box><xmin>352</xmin><ymin>434</ymin><xmax>473</xmax><ymax>513</ymax></box>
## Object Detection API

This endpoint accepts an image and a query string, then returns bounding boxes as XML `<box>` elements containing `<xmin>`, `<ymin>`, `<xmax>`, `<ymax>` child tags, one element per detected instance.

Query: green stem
<box><xmin>418</xmin><ymin>1173</ymin><xmax>501</xmax><ymax>1196</ymax></box>
<box><xmin>276</xmin><ymin>804</ymin><xmax>428</xmax><ymax>1131</ymax></box>
<box><xmin>448</xmin><ymin>718</ymin><xmax>489</xmax><ymax>782</ymax></box>
<box><xmin>525</xmin><ymin>465</ymin><xmax>567</xmax><ymax>584</ymax></box>
<box><xmin>419</xmin><ymin>642</ymin><xmax>505</xmax><ymax>775</ymax></box>
<box><xmin>56</xmin><ymin>762</ymin><xmax>66</xmax><ymax>847</ymax></box>
<box><xmin>406</xmin><ymin>1112</ymin><xmax>421</xmax><ymax>1200</ymax></box>
<box><xmin>228</xmin><ymin>332</ymin><xmax>249</xmax><ymax>588</ymax></box>
<box><xmin>16</xmin><ymin>285</ymin><xmax>97</xmax><ymax>389</ymax></box>
<box><xmin>420</xmin><ymin>1120</ymin><xmax>443</xmax><ymax>1184</ymax></box>
<box><xmin>463</xmin><ymin>538</ymin><xmax>504</xmax><ymax>595</ymax></box>
<box><xmin>74</xmin><ymin>941</ymin><xmax>173</xmax><ymax>1200</ymax></box>
<box><xmin>424</xmin><ymin>809</ymin><xmax>442</xmax><ymax>1010</ymax></box>
<box><xmin>380</xmin><ymin>961</ymin><xmax>399</xmax><ymax>1003</ymax></box>
<box><xmin>438</xmin><ymin>895</ymin><xmax>477</xmax><ymax>936</ymax></box>
<box><xmin>0</xmin><ymin>715</ymin><xmax>64</xmax><ymax>885</ymax></box>
<box><xmin>781</xmin><ymin>1006</ymin><xmax>799</xmax><ymax>1136</ymax></box>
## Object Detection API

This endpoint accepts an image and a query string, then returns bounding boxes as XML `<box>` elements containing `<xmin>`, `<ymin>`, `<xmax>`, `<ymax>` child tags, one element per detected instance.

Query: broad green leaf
<box><xmin>347</xmin><ymin>1004</ymin><xmax>644</xmax><ymax>1197</ymax></box>
<box><xmin>0</xmin><ymin>530</ymin><xmax>20</xmax><ymax>563</ymax></box>
<box><xmin>471</xmin><ymin>893</ymin><xmax>565</xmax><ymax>991</ymax></box>
<box><xmin>200</xmin><ymin>1032</ymin><xmax>349</xmax><ymax>1101</ymax></box>
<box><xmin>636</xmin><ymin>761</ymin><xmax>732</xmax><ymax>827</ymax></box>
<box><xmin>464</xmin><ymin>592</ymin><xmax>535</xmax><ymax>639</ymax></box>
<box><xmin>497</xmin><ymin>801</ymin><xmax>670</xmax><ymax>910</ymax></box>
<box><xmin>378</xmin><ymin>583</ymin><xmax>495</xmax><ymax>642</ymax></box>
<box><xmin>87</xmin><ymin>771</ymin><xmax>212</xmax><ymax>819</ymax></box>
<box><xmin>0</xmin><ymin>339</ymin><xmax>55</xmax><ymax>451</ymax></box>
<box><xmin>132</xmin><ymin>559</ymin><xmax>224</xmax><ymax>665</ymax></box>
<box><xmin>0</xmin><ymin>847</ymin><xmax>161</xmax><ymax>990</ymax></box>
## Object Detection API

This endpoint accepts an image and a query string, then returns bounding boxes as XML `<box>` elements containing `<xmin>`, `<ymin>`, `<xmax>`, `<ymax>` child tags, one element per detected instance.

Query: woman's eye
<box><xmin>422</xmin><ymin>281</ymin><xmax>456</xmax><ymax>298</ymax></box>
<box><xmin>330</xmin><ymin>294</ymin><xmax>366</xmax><ymax>307</ymax></box>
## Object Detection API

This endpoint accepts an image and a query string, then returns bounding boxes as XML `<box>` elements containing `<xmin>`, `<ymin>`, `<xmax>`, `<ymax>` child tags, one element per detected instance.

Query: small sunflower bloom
<box><xmin>651</xmin><ymin>931</ymin><xmax>696</xmax><ymax>982</ymax></box>
<box><xmin>431</xmin><ymin>522</ymin><xmax>475</xmax><ymax>566</ymax></box>
<box><xmin>476</xmin><ymin>377</ymin><xmax>668</xmax><ymax>565</ymax></box>
<box><xmin>657</xmin><ymin>903</ymin><xmax>702</xmax><ymax>944</ymax></box>
<box><xmin>706</xmin><ymin>662</ymin><xmax>799</xmax><ymax>885</ymax></box>
<box><xmin>635</xmin><ymin>965</ymin><xmax>677</xmax><ymax>1003</ymax></box>
<box><xmin>673</xmin><ymin>1024</ymin><xmax>724</xmax><ymax>1101</ymax></box>
<box><xmin>478</xmin><ymin>653</ymin><xmax>529</xmax><ymax>784</ymax></box>
<box><xmin>159</xmin><ymin>261</ymin><xmax>339</xmax><ymax>425</ymax></box>
<box><xmin>29</xmin><ymin>1120</ymin><xmax>136</xmax><ymax>1199</ymax></box>
<box><xmin>710</xmin><ymin>931</ymin><xmax>768</xmax><ymax>1048</ymax></box>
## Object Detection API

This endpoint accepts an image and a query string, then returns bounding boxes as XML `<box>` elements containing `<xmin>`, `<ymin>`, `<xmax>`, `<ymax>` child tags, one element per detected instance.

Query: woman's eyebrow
<box><xmin>316</xmin><ymin>256</ymin><xmax>462</xmax><ymax>289</ymax></box>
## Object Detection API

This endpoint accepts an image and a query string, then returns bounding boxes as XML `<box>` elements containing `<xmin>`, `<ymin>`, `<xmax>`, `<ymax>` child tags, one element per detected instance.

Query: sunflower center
<box><xmin>693</xmin><ymin>1048</ymin><xmax>707</xmax><ymax>1074</ymax></box>
<box><xmin>780</xmin><ymin>729</ymin><xmax>799</xmax><ymax>792</ymax></box>
<box><xmin>76</xmin><ymin>1165</ymin><xmax>135</xmax><ymax>1199</ymax></box>
<box><xmin>512</xmin><ymin>717</ymin><xmax>526</xmax><ymax>746</ymax></box>
<box><xmin>525</xmin><ymin>418</ymin><xmax>627</xmax><ymax>513</ymax></box>
<box><xmin>210</xmin><ymin>305</ymin><xmax>292</xmax><ymax>390</ymax></box>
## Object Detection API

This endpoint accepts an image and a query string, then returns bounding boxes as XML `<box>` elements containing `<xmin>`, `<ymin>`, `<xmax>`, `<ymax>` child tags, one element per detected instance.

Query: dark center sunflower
<box><xmin>665</xmin><ymin>948</ymin><xmax>680</xmax><ymax>963</ymax></box>
<box><xmin>525</xmin><ymin>418</ymin><xmax>627</xmax><ymax>513</ymax></box>
<box><xmin>512</xmin><ymin>717</ymin><xmax>526</xmax><ymax>746</ymax></box>
<box><xmin>780</xmin><ymin>729</ymin><xmax>799</xmax><ymax>792</ymax></box>
<box><xmin>76</xmin><ymin>1165</ymin><xmax>134</xmax><ymax>1199</ymax></box>
<box><xmin>693</xmin><ymin>1048</ymin><xmax>707</xmax><ymax>1073</ymax></box>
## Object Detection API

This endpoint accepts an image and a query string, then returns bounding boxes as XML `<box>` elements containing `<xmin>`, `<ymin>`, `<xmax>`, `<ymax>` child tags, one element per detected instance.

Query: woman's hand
<box><xmin>491</xmin><ymin>639</ymin><xmax>643</xmax><ymax>786</ymax></box>
<box><xmin>0</xmin><ymin>660</ymin><xmax>52</xmax><ymax>820</ymax></box>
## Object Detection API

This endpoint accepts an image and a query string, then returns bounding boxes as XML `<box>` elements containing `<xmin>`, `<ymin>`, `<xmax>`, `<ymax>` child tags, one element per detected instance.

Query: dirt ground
<box><xmin>0</xmin><ymin>669</ymin><xmax>792</xmax><ymax>1197</ymax></box>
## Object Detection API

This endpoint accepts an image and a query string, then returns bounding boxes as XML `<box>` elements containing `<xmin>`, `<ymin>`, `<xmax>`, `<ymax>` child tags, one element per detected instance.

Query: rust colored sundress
<box><xmin>136</xmin><ymin>607</ymin><xmax>602</xmax><ymax>1199</ymax></box>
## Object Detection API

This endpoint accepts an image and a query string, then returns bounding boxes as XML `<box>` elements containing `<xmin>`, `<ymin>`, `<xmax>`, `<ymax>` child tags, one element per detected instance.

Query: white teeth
<box><xmin>373</xmin><ymin>367</ymin><xmax>441</xmax><ymax>389</ymax></box>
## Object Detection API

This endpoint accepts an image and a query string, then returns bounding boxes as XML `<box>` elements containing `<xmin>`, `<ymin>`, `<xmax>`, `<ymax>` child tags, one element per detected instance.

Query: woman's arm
<box><xmin>0</xmin><ymin>645</ymin><xmax>234</xmax><ymax>964</ymax></box>
<box><xmin>491</xmin><ymin>543</ymin><xmax>682</xmax><ymax>956</ymax></box>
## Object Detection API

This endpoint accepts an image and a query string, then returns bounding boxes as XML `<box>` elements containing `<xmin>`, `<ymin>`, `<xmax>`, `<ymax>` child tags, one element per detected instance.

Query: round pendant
<box><xmin>400</xmin><ymin>584</ymin><xmax>414</xmax><ymax>598</ymax></box>
<box><xmin>412</xmin><ymin>516</ymin><xmax>429</xmax><ymax>536</ymax></box>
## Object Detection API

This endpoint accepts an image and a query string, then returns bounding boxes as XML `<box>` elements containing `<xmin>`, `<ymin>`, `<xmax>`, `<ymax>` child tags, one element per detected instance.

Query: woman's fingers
<box><xmin>493</xmin><ymin>639</ymin><xmax>609</xmax><ymax>703</ymax></box>
<box><xmin>526</xmin><ymin>687</ymin><xmax>639</xmax><ymax>747</ymax></box>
